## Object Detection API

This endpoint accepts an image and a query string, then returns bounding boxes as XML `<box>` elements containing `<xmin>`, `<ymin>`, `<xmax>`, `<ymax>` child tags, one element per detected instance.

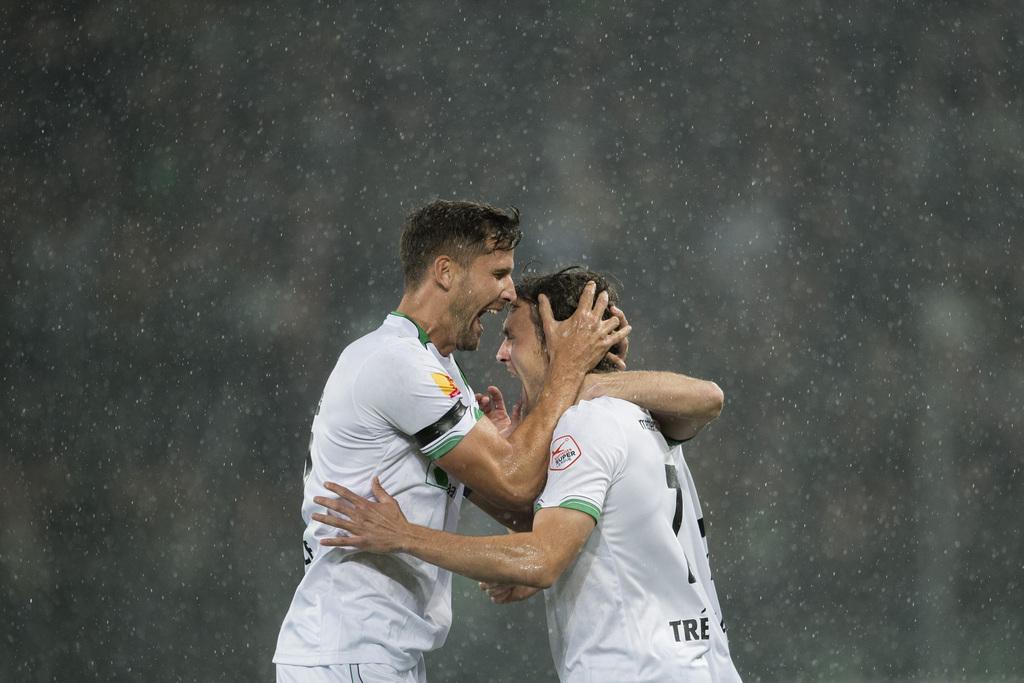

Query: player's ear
<box><xmin>432</xmin><ymin>254</ymin><xmax>456</xmax><ymax>292</ymax></box>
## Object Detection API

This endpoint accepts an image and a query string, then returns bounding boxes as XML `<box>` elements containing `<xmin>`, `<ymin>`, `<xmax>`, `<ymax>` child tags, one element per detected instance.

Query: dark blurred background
<box><xmin>3</xmin><ymin>2</ymin><xmax>1022</xmax><ymax>681</ymax></box>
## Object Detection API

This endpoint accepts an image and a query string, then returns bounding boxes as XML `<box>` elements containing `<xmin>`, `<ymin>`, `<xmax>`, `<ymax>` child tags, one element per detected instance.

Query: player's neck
<box><xmin>520</xmin><ymin>381</ymin><xmax>542</xmax><ymax>413</ymax></box>
<box><xmin>395</xmin><ymin>290</ymin><xmax>458</xmax><ymax>355</ymax></box>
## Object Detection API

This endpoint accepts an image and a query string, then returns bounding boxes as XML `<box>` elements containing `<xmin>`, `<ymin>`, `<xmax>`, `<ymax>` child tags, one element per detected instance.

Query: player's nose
<box><xmin>496</xmin><ymin>339</ymin><xmax>510</xmax><ymax>363</ymax></box>
<box><xmin>500</xmin><ymin>275</ymin><xmax>516</xmax><ymax>303</ymax></box>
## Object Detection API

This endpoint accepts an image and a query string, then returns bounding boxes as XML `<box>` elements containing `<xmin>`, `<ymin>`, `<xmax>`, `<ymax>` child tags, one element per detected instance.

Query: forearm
<box><xmin>400</xmin><ymin>525</ymin><xmax>554</xmax><ymax>587</ymax></box>
<box><xmin>586</xmin><ymin>370</ymin><xmax>724</xmax><ymax>441</ymax></box>
<box><xmin>468</xmin><ymin>491</ymin><xmax>535</xmax><ymax>532</ymax></box>
<box><xmin>499</xmin><ymin>363</ymin><xmax>587</xmax><ymax>501</ymax></box>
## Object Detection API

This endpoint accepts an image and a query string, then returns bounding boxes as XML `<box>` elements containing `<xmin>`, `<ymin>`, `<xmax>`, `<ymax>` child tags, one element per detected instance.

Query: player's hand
<box><xmin>605</xmin><ymin>305</ymin><xmax>629</xmax><ymax>370</ymax></box>
<box><xmin>479</xmin><ymin>581</ymin><xmax>541</xmax><ymax>604</ymax></box>
<box><xmin>475</xmin><ymin>386</ymin><xmax>516</xmax><ymax>438</ymax></box>
<box><xmin>313</xmin><ymin>478</ymin><xmax>409</xmax><ymax>553</ymax></box>
<box><xmin>539</xmin><ymin>281</ymin><xmax>631</xmax><ymax>375</ymax></box>
<box><xmin>508</xmin><ymin>398</ymin><xmax>523</xmax><ymax>432</ymax></box>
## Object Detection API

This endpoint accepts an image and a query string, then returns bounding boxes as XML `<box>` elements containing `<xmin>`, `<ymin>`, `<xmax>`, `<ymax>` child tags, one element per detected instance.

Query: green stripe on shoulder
<box><xmin>423</xmin><ymin>434</ymin><xmax>464</xmax><ymax>461</ymax></box>
<box><xmin>452</xmin><ymin>357</ymin><xmax>472</xmax><ymax>390</ymax></box>
<box><xmin>558</xmin><ymin>498</ymin><xmax>601</xmax><ymax>523</ymax></box>
<box><xmin>390</xmin><ymin>311</ymin><xmax>431</xmax><ymax>347</ymax></box>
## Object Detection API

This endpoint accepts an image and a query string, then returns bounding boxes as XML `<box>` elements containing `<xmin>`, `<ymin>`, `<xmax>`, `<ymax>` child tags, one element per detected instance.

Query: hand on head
<box><xmin>539</xmin><ymin>281</ymin><xmax>631</xmax><ymax>374</ymax></box>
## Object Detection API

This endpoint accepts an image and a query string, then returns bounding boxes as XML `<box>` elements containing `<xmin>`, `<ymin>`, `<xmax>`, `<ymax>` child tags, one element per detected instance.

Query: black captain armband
<box><xmin>414</xmin><ymin>401</ymin><xmax>467</xmax><ymax>449</ymax></box>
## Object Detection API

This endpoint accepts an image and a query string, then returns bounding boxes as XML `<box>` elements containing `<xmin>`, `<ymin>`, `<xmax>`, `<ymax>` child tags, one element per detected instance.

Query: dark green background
<box><xmin>3</xmin><ymin>2</ymin><xmax>1022</xmax><ymax>681</ymax></box>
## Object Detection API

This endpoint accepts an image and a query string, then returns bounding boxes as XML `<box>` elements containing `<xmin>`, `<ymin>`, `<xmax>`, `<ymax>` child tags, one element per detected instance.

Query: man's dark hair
<box><xmin>400</xmin><ymin>200</ymin><xmax>523</xmax><ymax>287</ymax></box>
<box><xmin>515</xmin><ymin>266</ymin><xmax>623</xmax><ymax>373</ymax></box>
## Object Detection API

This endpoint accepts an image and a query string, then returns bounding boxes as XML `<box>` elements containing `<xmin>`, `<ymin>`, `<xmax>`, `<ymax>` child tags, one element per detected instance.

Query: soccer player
<box><xmin>311</xmin><ymin>268</ymin><xmax>743</xmax><ymax>683</ymax></box>
<box><xmin>274</xmin><ymin>201</ymin><xmax>633</xmax><ymax>683</ymax></box>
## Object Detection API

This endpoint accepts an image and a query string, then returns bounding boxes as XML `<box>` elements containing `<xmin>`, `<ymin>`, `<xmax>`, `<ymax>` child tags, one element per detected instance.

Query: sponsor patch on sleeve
<box><xmin>550</xmin><ymin>435</ymin><xmax>582</xmax><ymax>471</ymax></box>
<box><xmin>431</xmin><ymin>372</ymin><xmax>461</xmax><ymax>398</ymax></box>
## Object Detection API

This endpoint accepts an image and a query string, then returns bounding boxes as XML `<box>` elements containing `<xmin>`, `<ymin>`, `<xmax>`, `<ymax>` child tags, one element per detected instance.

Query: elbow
<box><xmin>494</xmin><ymin>466</ymin><xmax>544</xmax><ymax>511</ymax></box>
<box><xmin>476</xmin><ymin>476</ymin><xmax>539</xmax><ymax>511</ymax></box>
<box><xmin>471</xmin><ymin>480</ymin><xmax>538</xmax><ymax>512</ymax></box>
<box><xmin>499</xmin><ymin>483</ymin><xmax>541</xmax><ymax>512</ymax></box>
<box><xmin>523</xmin><ymin>564</ymin><xmax>559</xmax><ymax>589</ymax></box>
<box><xmin>538</xmin><ymin>563</ymin><xmax>564</xmax><ymax>588</ymax></box>
<box><xmin>703</xmin><ymin>381</ymin><xmax>724</xmax><ymax>419</ymax></box>
<box><xmin>532</xmin><ymin>574</ymin><xmax>556</xmax><ymax>590</ymax></box>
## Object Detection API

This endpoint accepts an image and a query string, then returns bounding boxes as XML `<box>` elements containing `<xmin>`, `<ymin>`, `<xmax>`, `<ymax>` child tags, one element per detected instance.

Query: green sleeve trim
<box><xmin>473</xmin><ymin>406</ymin><xmax>483</xmax><ymax>420</ymax></box>
<box><xmin>547</xmin><ymin>498</ymin><xmax>602</xmax><ymax>523</ymax></box>
<box><xmin>423</xmin><ymin>434</ymin><xmax>464</xmax><ymax>461</ymax></box>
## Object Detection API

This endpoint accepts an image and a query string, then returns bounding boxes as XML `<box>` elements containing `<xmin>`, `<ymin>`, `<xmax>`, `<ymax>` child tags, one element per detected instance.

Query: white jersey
<box><xmin>274</xmin><ymin>313</ymin><xmax>480</xmax><ymax>670</ymax></box>
<box><xmin>535</xmin><ymin>396</ymin><xmax>741</xmax><ymax>683</ymax></box>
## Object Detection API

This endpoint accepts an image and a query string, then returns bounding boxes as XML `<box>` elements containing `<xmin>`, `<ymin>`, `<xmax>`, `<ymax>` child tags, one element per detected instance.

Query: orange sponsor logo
<box><xmin>431</xmin><ymin>373</ymin><xmax>461</xmax><ymax>398</ymax></box>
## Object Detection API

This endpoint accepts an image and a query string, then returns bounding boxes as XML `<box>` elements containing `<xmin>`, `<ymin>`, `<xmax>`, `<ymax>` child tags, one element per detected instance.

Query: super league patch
<box><xmin>431</xmin><ymin>372</ymin><xmax>461</xmax><ymax>398</ymax></box>
<box><xmin>550</xmin><ymin>435</ymin><xmax>583</xmax><ymax>471</ymax></box>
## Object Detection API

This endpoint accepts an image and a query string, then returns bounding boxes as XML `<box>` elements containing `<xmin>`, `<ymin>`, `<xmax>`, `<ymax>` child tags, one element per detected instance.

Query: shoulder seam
<box><xmin>346</xmin><ymin>336</ymin><xmax>435</xmax><ymax>404</ymax></box>
<box><xmin>555</xmin><ymin>400</ymin><xmax>629</xmax><ymax>480</ymax></box>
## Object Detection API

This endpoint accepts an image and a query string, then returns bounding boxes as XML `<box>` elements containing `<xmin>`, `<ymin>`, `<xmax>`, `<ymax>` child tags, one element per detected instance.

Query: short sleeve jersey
<box><xmin>535</xmin><ymin>396</ymin><xmax>742</xmax><ymax>683</ymax></box>
<box><xmin>274</xmin><ymin>313</ymin><xmax>480</xmax><ymax>669</ymax></box>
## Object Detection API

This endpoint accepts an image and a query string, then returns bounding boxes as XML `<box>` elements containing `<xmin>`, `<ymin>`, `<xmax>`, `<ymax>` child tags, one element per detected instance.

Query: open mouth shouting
<box><xmin>473</xmin><ymin>304</ymin><xmax>504</xmax><ymax>334</ymax></box>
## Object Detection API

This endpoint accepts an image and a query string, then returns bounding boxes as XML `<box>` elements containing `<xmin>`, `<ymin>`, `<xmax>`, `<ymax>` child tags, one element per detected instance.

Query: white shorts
<box><xmin>276</xmin><ymin>661</ymin><xmax>427</xmax><ymax>683</ymax></box>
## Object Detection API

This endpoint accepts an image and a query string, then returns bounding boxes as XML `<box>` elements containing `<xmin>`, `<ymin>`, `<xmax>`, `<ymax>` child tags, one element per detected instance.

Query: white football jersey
<box><xmin>274</xmin><ymin>313</ymin><xmax>480</xmax><ymax>670</ymax></box>
<box><xmin>535</xmin><ymin>396</ymin><xmax>741</xmax><ymax>683</ymax></box>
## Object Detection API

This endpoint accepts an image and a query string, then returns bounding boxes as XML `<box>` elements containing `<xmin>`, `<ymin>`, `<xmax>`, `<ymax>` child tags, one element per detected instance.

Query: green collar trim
<box><xmin>390</xmin><ymin>311</ymin><xmax>431</xmax><ymax>347</ymax></box>
<box><xmin>452</xmin><ymin>357</ymin><xmax>471</xmax><ymax>388</ymax></box>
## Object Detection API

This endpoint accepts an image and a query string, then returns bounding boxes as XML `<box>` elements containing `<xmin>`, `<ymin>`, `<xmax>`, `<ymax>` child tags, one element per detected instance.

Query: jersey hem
<box><xmin>273</xmin><ymin>644</ymin><xmax>414</xmax><ymax>669</ymax></box>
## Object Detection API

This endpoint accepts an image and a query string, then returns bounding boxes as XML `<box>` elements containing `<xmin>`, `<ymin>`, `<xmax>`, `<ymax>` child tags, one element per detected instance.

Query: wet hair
<box><xmin>514</xmin><ymin>266</ymin><xmax>623</xmax><ymax>373</ymax></box>
<box><xmin>400</xmin><ymin>200</ymin><xmax>523</xmax><ymax>287</ymax></box>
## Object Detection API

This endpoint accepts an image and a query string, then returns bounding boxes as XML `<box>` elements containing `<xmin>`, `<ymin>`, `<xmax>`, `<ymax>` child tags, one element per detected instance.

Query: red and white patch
<box><xmin>549</xmin><ymin>435</ymin><xmax>582</xmax><ymax>471</ymax></box>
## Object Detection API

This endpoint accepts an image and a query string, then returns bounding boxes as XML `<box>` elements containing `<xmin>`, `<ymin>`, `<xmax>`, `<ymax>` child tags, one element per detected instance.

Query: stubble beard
<box><xmin>455</xmin><ymin>330</ymin><xmax>481</xmax><ymax>352</ymax></box>
<box><xmin>451</xmin><ymin>295</ymin><xmax>482</xmax><ymax>352</ymax></box>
